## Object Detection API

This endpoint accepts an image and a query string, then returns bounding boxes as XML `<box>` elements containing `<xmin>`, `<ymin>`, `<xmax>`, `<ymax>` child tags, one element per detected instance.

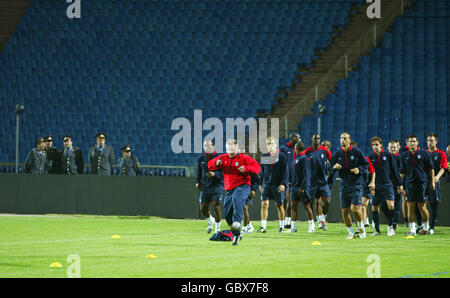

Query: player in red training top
<box><xmin>208</xmin><ymin>139</ymin><xmax>261</xmax><ymax>246</ymax></box>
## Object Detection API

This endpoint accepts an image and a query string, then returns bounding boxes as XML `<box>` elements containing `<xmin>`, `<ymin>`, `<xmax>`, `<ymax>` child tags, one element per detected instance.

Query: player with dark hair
<box><xmin>426</xmin><ymin>133</ymin><xmax>448</xmax><ymax>234</ymax></box>
<box><xmin>400</xmin><ymin>135</ymin><xmax>435</xmax><ymax>236</ymax></box>
<box><xmin>280</xmin><ymin>132</ymin><xmax>301</xmax><ymax>228</ymax></box>
<box><xmin>304</xmin><ymin>133</ymin><xmax>332</xmax><ymax>230</ymax></box>
<box><xmin>388</xmin><ymin>139</ymin><xmax>403</xmax><ymax>231</ymax></box>
<box><xmin>330</xmin><ymin>133</ymin><xmax>369</xmax><ymax>239</ymax></box>
<box><xmin>196</xmin><ymin>140</ymin><xmax>223</xmax><ymax>234</ymax></box>
<box><xmin>369</xmin><ymin>137</ymin><xmax>403</xmax><ymax>236</ymax></box>
<box><xmin>288</xmin><ymin>141</ymin><xmax>313</xmax><ymax>233</ymax></box>
<box><xmin>208</xmin><ymin>139</ymin><xmax>261</xmax><ymax>246</ymax></box>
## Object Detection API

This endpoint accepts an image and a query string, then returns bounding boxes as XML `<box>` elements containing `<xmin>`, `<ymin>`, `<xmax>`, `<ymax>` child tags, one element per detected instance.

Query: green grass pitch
<box><xmin>0</xmin><ymin>214</ymin><xmax>449</xmax><ymax>278</ymax></box>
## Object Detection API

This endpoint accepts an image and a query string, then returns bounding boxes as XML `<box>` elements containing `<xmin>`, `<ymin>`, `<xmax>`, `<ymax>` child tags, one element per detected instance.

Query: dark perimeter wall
<box><xmin>1</xmin><ymin>174</ymin><xmax>449</xmax><ymax>226</ymax></box>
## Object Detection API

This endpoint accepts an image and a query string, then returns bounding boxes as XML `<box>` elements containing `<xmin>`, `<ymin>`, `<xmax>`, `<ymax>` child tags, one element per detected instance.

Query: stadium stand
<box><xmin>297</xmin><ymin>0</ymin><xmax>449</xmax><ymax>154</ymax></box>
<box><xmin>0</xmin><ymin>0</ymin><xmax>364</xmax><ymax>171</ymax></box>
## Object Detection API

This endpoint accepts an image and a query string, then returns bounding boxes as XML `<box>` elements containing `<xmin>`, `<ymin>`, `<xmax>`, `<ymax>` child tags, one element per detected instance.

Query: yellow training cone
<box><xmin>111</xmin><ymin>234</ymin><xmax>121</xmax><ymax>239</ymax></box>
<box><xmin>145</xmin><ymin>253</ymin><xmax>157</xmax><ymax>259</ymax></box>
<box><xmin>405</xmin><ymin>235</ymin><xmax>415</xmax><ymax>239</ymax></box>
<box><xmin>49</xmin><ymin>262</ymin><xmax>63</xmax><ymax>268</ymax></box>
<box><xmin>312</xmin><ymin>241</ymin><xmax>322</xmax><ymax>246</ymax></box>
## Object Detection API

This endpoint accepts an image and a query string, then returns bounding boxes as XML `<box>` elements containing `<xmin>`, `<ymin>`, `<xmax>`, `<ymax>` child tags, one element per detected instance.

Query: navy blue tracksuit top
<box><xmin>196</xmin><ymin>152</ymin><xmax>224</xmax><ymax>189</ymax></box>
<box><xmin>400</xmin><ymin>149</ymin><xmax>434</xmax><ymax>184</ymax></box>
<box><xmin>260</xmin><ymin>151</ymin><xmax>289</xmax><ymax>187</ymax></box>
<box><xmin>368</xmin><ymin>150</ymin><xmax>402</xmax><ymax>187</ymax></box>
<box><xmin>292</xmin><ymin>153</ymin><xmax>311</xmax><ymax>197</ymax></box>
<box><xmin>330</xmin><ymin>146</ymin><xmax>369</xmax><ymax>191</ymax></box>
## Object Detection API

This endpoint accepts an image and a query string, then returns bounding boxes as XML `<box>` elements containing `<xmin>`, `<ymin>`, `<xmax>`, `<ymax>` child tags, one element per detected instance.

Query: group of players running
<box><xmin>195</xmin><ymin>132</ymin><xmax>448</xmax><ymax>245</ymax></box>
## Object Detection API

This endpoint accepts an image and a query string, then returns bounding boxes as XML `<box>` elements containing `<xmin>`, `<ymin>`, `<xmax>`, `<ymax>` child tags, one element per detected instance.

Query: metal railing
<box><xmin>0</xmin><ymin>162</ymin><xmax>196</xmax><ymax>177</ymax></box>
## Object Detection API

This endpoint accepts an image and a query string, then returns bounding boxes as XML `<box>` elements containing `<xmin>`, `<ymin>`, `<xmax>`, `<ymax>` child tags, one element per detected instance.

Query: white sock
<box><xmin>316</xmin><ymin>215</ymin><xmax>320</xmax><ymax>223</ymax></box>
<box><xmin>360</xmin><ymin>221</ymin><xmax>365</xmax><ymax>232</ymax></box>
<box><xmin>215</xmin><ymin>221</ymin><xmax>221</xmax><ymax>232</ymax></box>
<box><xmin>242</xmin><ymin>226</ymin><xmax>247</xmax><ymax>232</ymax></box>
<box><xmin>308</xmin><ymin>220</ymin><xmax>314</xmax><ymax>227</ymax></box>
<box><xmin>410</xmin><ymin>222</ymin><xmax>416</xmax><ymax>233</ymax></box>
<box><xmin>279</xmin><ymin>220</ymin><xmax>284</xmax><ymax>228</ymax></box>
<box><xmin>208</xmin><ymin>215</ymin><xmax>214</xmax><ymax>224</ymax></box>
<box><xmin>261</xmin><ymin>220</ymin><xmax>267</xmax><ymax>229</ymax></box>
<box><xmin>248</xmin><ymin>222</ymin><xmax>253</xmax><ymax>229</ymax></box>
<box><xmin>285</xmin><ymin>217</ymin><xmax>291</xmax><ymax>225</ymax></box>
<box><xmin>424</xmin><ymin>221</ymin><xmax>429</xmax><ymax>231</ymax></box>
<box><xmin>292</xmin><ymin>221</ymin><xmax>297</xmax><ymax>229</ymax></box>
<box><xmin>320</xmin><ymin>214</ymin><xmax>325</xmax><ymax>221</ymax></box>
<box><xmin>347</xmin><ymin>226</ymin><xmax>354</xmax><ymax>234</ymax></box>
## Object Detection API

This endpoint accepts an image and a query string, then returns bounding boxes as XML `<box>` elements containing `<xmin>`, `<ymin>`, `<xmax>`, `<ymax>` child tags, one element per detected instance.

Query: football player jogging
<box><xmin>304</xmin><ymin>134</ymin><xmax>332</xmax><ymax>230</ymax></box>
<box><xmin>330</xmin><ymin>133</ymin><xmax>369</xmax><ymax>239</ymax></box>
<box><xmin>400</xmin><ymin>135</ymin><xmax>435</xmax><ymax>236</ymax></box>
<box><xmin>242</xmin><ymin>173</ymin><xmax>259</xmax><ymax>234</ymax></box>
<box><xmin>426</xmin><ymin>133</ymin><xmax>448</xmax><ymax>234</ymax></box>
<box><xmin>280</xmin><ymin>132</ymin><xmax>301</xmax><ymax>228</ymax></box>
<box><xmin>361</xmin><ymin>156</ymin><xmax>375</xmax><ymax>228</ymax></box>
<box><xmin>288</xmin><ymin>142</ymin><xmax>313</xmax><ymax>233</ymax></box>
<box><xmin>349</xmin><ymin>140</ymin><xmax>375</xmax><ymax>228</ymax></box>
<box><xmin>368</xmin><ymin>137</ymin><xmax>404</xmax><ymax>236</ymax></box>
<box><xmin>208</xmin><ymin>139</ymin><xmax>261</xmax><ymax>246</ymax></box>
<box><xmin>388</xmin><ymin>140</ymin><xmax>403</xmax><ymax>231</ymax></box>
<box><xmin>196</xmin><ymin>140</ymin><xmax>224</xmax><ymax>234</ymax></box>
<box><xmin>258</xmin><ymin>137</ymin><xmax>289</xmax><ymax>233</ymax></box>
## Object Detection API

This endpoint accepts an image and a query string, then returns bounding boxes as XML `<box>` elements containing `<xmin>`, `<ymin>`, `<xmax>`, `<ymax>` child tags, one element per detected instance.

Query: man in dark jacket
<box><xmin>24</xmin><ymin>137</ymin><xmax>48</xmax><ymax>175</ymax></box>
<box><xmin>89</xmin><ymin>132</ymin><xmax>115</xmax><ymax>175</ymax></box>
<box><xmin>118</xmin><ymin>145</ymin><xmax>141</xmax><ymax>176</ymax></box>
<box><xmin>60</xmin><ymin>135</ymin><xmax>84</xmax><ymax>175</ymax></box>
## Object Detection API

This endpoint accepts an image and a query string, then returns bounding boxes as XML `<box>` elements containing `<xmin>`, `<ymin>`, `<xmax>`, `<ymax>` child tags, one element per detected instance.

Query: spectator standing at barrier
<box><xmin>118</xmin><ymin>145</ymin><xmax>141</xmax><ymax>176</ymax></box>
<box><xmin>89</xmin><ymin>133</ymin><xmax>115</xmax><ymax>175</ymax></box>
<box><xmin>60</xmin><ymin>135</ymin><xmax>84</xmax><ymax>175</ymax></box>
<box><xmin>24</xmin><ymin>137</ymin><xmax>48</xmax><ymax>175</ymax></box>
<box><xmin>426</xmin><ymin>134</ymin><xmax>448</xmax><ymax>235</ymax></box>
<box><xmin>44</xmin><ymin>135</ymin><xmax>61</xmax><ymax>174</ymax></box>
